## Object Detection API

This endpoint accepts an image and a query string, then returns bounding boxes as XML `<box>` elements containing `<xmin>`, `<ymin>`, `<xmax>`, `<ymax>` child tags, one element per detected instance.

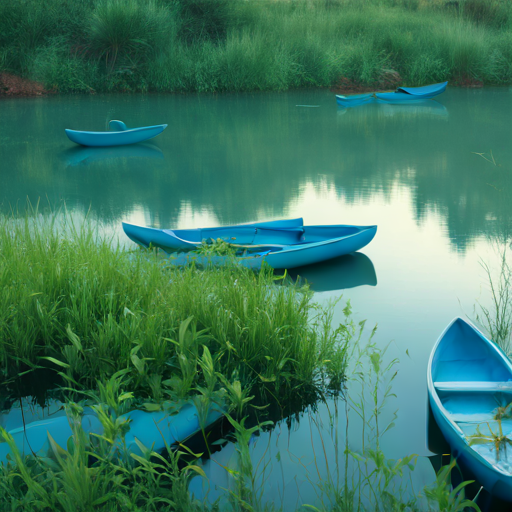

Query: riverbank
<box><xmin>0</xmin><ymin>0</ymin><xmax>510</xmax><ymax>95</ymax></box>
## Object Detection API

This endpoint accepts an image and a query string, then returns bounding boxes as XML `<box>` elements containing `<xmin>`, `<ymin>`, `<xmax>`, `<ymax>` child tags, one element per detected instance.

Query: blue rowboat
<box><xmin>428</xmin><ymin>318</ymin><xmax>512</xmax><ymax>502</ymax></box>
<box><xmin>337</xmin><ymin>82</ymin><xmax>448</xmax><ymax>108</ymax></box>
<box><xmin>335</xmin><ymin>93</ymin><xmax>375</xmax><ymax>107</ymax></box>
<box><xmin>123</xmin><ymin>220</ymin><xmax>377</xmax><ymax>270</ymax></box>
<box><xmin>0</xmin><ymin>400</ymin><xmax>223</xmax><ymax>464</ymax></box>
<box><xmin>65</xmin><ymin>120</ymin><xmax>167</xmax><ymax>147</ymax></box>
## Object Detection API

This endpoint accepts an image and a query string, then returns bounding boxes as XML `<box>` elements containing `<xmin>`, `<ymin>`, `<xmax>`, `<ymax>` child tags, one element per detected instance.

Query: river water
<box><xmin>1</xmin><ymin>87</ymin><xmax>512</xmax><ymax>508</ymax></box>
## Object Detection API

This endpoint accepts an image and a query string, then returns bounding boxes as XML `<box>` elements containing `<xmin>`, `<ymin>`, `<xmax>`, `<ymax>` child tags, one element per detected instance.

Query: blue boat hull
<box><xmin>0</xmin><ymin>401</ymin><xmax>223</xmax><ymax>464</ymax></box>
<box><xmin>428</xmin><ymin>318</ymin><xmax>512</xmax><ymax>502</ymax></box>
<box><xmin>336</xmin><ymin>82</ymin><xmax>448</xmax><ymax>108</ymax></box>
<box><xmin>396</xmin><ymin>81</ymin><xmax>448</xmax><ymax>98</ymax></box>
<box><xmin>65</xmin><ymin>124</ymin><xmax>167</xmax><ymax>147</ymax></box>
<box><xmin>123</xmin><ymin>220</ymin><xmax>377</xmax><ymax>270</ymax></box>
<box><xmin>336</xmin><ymin>93</ymin><xmax>375</xmax><ymax>107</ymax></box>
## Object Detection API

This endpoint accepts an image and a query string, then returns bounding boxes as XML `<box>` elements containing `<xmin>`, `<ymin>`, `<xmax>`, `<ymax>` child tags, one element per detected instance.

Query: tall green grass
<box><xmin>0</xmin><ymin>0</ymin><xmax>511</xmax><ymax>92</ymax></box>
<box><xmin>0</xmin><ymin>209</ymin><xmax>349</xmax><ymax>408</ymax></box>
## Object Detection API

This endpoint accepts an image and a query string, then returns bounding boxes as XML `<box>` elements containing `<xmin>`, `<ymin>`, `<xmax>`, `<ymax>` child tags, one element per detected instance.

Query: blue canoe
<box><xmin>0</xmin><ymin>400</ymin><xmax>223</xmax><ymax>465</ymax></box>
<box><xmin>337</xmin><ymin>81</ymin><xmax>448</xmax><ymax>107</ymax></box>
<box><xmin>65</xmin><ymin>120</ymin><xmax>167</xmax><ymax>147</ymax></box>
<box><xmin>335</xmin><ymin>93</ymin><xmax>375</xmax><ymax>107</ymax></box>
<box><xmin>428</xmin><ymin>318</ymin><xmax>512</xmax><ymax>502</ymax></box>
<box><xmin>123</xmin><ymin>220</ymin><xmax>377</xmax><ymax>270</ymax></box>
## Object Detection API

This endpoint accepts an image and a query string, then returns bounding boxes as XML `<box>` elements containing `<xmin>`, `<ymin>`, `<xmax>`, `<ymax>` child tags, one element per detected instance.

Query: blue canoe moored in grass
<box><xmin>123</xmin><ymin>220</ymin><xmax>377</xmax><ymax>270</ymax></box>
<box><xmin>428</xmin><ymin>318</ymin><xmax>512</xmax><ymax>502</ymax></box>
<box><xmin>0</xmin><ymin>400</ymin><xmax>223</xmax><ymax>465</ymax></box>
<box><xmin>336</xmin><ymin>81</ymin><xmax>448</xmax><ymax>107</ymax></box>
<box><xmin>65</xmin><ymin>120</ymin><xmax>167</xmax><ymax>147</ymax></box>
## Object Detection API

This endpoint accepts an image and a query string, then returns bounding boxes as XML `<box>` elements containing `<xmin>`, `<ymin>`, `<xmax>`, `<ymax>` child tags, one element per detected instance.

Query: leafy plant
<box><xmin>424</xmin><ymin>459</ymin><xmax>481</xmax><ymax>512</ymax></box>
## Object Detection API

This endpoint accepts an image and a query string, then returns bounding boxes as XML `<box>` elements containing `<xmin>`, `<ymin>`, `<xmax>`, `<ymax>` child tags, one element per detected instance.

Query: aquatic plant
<box><xmin>423</xmin><ymin>460</ymin><xmax>481</xmax><ymax>512</ymax></box>
<box><xmin>193</xmin><ymin>238</ymin><xmax>238</xmax><ymax>256</ymax></box>
<box><xmin>467</xmin><ymin>422</ymin><xmax>512</xmax><ymax>463</ymax></box>
<box><xmin>475</xmin><ymin>241</ymin><xmax>512</xmax><ymax>356</ymax></box>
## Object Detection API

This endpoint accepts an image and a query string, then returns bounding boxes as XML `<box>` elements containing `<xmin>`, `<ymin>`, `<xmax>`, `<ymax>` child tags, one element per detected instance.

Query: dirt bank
<box><xmin>0</xmin><ymin>73</ymin><xmax>49</xmax><ymax>97</ymax></box>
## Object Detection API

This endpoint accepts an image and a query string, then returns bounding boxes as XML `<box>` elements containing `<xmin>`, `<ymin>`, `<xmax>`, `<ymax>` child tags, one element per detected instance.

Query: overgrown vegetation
<box><xmin>0</xmin><ymin>209</ymin><xmax>351</xmax><ymax>410</ymax></box>
<box><xmin>1</xmin><ymin>0</ymin><xmax>511</xmax><ymax>93</ymax></box>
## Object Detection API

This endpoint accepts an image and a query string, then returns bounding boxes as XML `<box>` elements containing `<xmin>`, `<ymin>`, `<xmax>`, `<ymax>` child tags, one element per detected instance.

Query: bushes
<box><xmin>86</xmin><ymin>0</ymin><xmax>175</xmax><ymax>74</ymax></box>
<box><xmin>1</xmin><ymin>0</ymin><xmax>512</xmax><ymax>92</ymax></box>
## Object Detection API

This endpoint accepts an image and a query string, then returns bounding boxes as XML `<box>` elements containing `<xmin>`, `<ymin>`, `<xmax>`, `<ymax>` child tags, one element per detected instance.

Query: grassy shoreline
<box><xmin>1</xmin><ymin>0</ymin><xmax>511</xmax><ymax>95</ymax></box>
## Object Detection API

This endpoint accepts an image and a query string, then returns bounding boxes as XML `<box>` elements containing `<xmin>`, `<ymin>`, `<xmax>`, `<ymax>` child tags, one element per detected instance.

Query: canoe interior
<box><xmin>168</xmin><ymin>225</ymin><xmax>364</xmax><ymax>247</ymax></box>
<box><xmin>397</xmin><ymin>81</ymin><xmax>448</xmax><ymax>96</ymax></box>
<box><xmin>432</xmin><ymin>319</ymin><xmax>512</xmax><ymax>475</ymax></box>
<box><xmin>432</xmin><ymin>319</ymin><xmax>511</xmax><ymax>382</ymax></box>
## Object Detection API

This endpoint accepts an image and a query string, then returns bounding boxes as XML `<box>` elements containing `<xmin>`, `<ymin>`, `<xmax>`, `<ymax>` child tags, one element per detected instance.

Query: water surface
<box><xmin>2</xmin><ymin>87</ymin><xmax>512</xmax><ymax>508</ymax></box>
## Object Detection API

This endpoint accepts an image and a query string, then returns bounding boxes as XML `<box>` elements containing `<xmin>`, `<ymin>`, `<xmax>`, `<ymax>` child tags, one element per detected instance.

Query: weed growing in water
<box><xmin>475</xmin><ymin>239</ymin><xmax>512</xmax><ymax>356</ymax></box>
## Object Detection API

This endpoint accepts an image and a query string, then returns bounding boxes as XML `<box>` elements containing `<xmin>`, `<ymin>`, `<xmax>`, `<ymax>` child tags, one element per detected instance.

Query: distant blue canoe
<box><xmin>428</xmin><ymin>318</ymin><xmax>512</xmax><ymax>502</ymax></box>
<box><xmin>123</xmin><ymin>220</ymin><xmax>377</xmax><ymax>270</ymax></box>
<box><xmin>65</xmin><ymin>120</ymin><xmax>167</xmax><ymax>147</ymax></box>
<box><xmin>337</xmin><ymin>81</ymin><xmax>448</xmax><ymax>107</ymax></box>
<box><xmin>335</xmin><ymin>93</ymin><xmax>375</xmax><ymax>107</ymax></box>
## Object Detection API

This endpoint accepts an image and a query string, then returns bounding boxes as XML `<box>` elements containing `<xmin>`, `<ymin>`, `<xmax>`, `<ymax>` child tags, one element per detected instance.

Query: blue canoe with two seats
<box><xmin>65</xmin><ymin>120</ymin><xmax>167</xmax><ymax>147</ymax></box>
<box><xmin>122</xmin><ymin>219</ymin><xmax>377</xmax><ymax>270</ymax></box>
<box><xmin>336</xmin><ymin>81</ymin><xmax>448</xmax><ymax>107</ymax></box>
<box><xmin>428</xmin><ymin>318</ymin><xmax>512</xmax><ymax>502</ymax></box>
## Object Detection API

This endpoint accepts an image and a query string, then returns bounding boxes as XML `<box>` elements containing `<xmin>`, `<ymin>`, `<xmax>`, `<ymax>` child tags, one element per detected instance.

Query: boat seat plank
<box><xmin>434</xmin><ymin>381</ymin><xmax>512</xmax><ymax>392</ymax></box>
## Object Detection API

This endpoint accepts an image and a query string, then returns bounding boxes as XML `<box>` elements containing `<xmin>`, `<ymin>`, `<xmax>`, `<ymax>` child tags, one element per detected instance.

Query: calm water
<box><xmin>2</xmin><ymin>87</ymin><xmax>512</xmax><ymax>508</ymax></box>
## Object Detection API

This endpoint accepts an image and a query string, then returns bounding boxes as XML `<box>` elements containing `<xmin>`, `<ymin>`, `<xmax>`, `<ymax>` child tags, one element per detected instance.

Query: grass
<box><xmin>0</xmin><ymin>317</ymin><xmax>480</xmax><ymax>512</ymax></box>
<box><xmin>475</xmin><ymin>239</ymin><xmax>512</xmax><ymax>357</ymax></box>
<box><xmin>0</xmin><ymin>207</ymin><xmax>350</xmax><ymax>411</ymax></box>
<box><xmin>1</xmin><ymin>0</ymin><xmax>511</xmax><ymax>93</ymax></box>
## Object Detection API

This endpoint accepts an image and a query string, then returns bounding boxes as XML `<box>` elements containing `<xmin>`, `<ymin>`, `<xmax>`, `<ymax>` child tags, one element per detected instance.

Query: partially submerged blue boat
<box><xmin>122</xmin><ymin>219</ymin><xmax>377</xmax><ymax>270</ymax></box>
<box><xmin>0</xmin><ymin>400</ymin><xmax>223</xmax><ymax>465</ymax></box>
<box><xmin>336</xmin><ymin>81</ymin><xmax>448</xmax><ymax>107</ymax></box>
<box><xmin>65</xmin><ymin>120</ymin><xmax>167</xmax><ymax>147</ymax></box>
<box><xmin>428</xmin><ymin>318</ymin><xmax>512</xmax><ymax>502</ymax></box>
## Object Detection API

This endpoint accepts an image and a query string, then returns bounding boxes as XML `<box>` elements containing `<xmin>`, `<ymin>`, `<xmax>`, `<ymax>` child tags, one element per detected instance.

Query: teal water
<box><xmin>2</xmin><ymin>87</ymin><xmax>512</xmax><ymax>508</ymax></box>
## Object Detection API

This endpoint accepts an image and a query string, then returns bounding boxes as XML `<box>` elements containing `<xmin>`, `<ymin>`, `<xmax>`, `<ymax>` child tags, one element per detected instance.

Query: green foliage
<box><xmin>85</xmin><ymin>0</ymin><xmax>174</xmax><ymax>74</ymax></box>
<box><xmin>1</xmin><ymin>0</ymin><xmax>512</xmax><ymax>91</ymax></box>
<box><xmin>194</xmin><ymin>238</ymin><xmax>238</xmax><ymax>256</ymax></box>
<box><xmin>0</xmin><ymin>208</ymin><xmax>351</xmax><ymax>413</ymax></box>
<box><xmin>475</xmin><ymin>241</ymin><xmax>512</xmax><ymax>356</ymax></box>
<box><xmin>424</xmin><ymin>460</ymin><xmax>481</xmax><ymax>512</ymax></box>
<box><xmin>175</xmin><ymin>0</ymin><xmax>239</xmax><ymax>45</ymax></box>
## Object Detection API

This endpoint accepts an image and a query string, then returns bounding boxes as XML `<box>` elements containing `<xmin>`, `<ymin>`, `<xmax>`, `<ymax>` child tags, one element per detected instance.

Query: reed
<box><xmin>476</xmin><ymin>240</ymin><xmax>512</xmax><ymax>357</ymax></box>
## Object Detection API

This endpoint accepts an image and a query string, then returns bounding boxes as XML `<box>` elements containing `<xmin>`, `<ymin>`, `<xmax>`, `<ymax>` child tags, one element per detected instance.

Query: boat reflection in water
<box><xmin>285</xmin><ymin>252</ymin><xmax>377</xmax><ymax>292</ymax></box>
<box><xmin>337</xmin><ymin>100</ymin><xmax>448</xmax><ymax>120</ymax></box>
<box><xmin>62</xmin><ymin>143</ymin><xmax>164</xmax><ymax>167</ymax></box>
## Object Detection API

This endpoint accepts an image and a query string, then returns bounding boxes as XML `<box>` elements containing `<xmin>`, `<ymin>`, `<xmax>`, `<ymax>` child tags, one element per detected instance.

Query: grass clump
<box><xmin>86</xmin><ymin>0</ymin><xmax>175</xmax><ymax>77</ymax></box>
<box><xmin>0</xmin><ymin>208</ymin><xmax>350</xmax><ymax>410</ymax></box>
